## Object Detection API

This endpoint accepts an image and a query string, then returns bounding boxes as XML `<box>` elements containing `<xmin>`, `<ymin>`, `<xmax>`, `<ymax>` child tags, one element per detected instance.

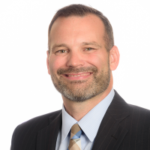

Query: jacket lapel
<box><xmin>36</xmin><ymin>111</ymin><xmax>62</xmax><ymax>150</ymax></box>
<box><xmin>36</xmin><ymin>91</ymin><xmax>130</xmax><ymax>150</ymax></box>
<box><xmin>92</xmin><ymin>91</ymin><xmax>130</xmax><ymax>150</ymax></box>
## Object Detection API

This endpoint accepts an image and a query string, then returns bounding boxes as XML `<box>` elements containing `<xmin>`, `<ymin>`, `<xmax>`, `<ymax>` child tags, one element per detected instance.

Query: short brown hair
<box><xmin>48</xmin><ymin>4</ymin><xmax>114</xmax><ymax>52</ymax></box>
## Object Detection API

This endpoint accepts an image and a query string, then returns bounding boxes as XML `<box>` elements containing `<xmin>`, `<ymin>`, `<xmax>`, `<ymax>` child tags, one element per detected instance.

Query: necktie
<box><xmin>68</xmin><ymin>124</ymin><xmax>82</xmax><ymax>150</ymax></box>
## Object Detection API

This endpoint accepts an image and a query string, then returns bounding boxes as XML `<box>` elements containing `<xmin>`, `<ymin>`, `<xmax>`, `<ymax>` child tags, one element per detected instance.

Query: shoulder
<box><xmin>19</xmin><ymin>110</ymin><xmax>60</xmax><ymax>126</ymax></box>
<box><xmin>114</xmin><ymin>90</ymin><xmax>150</xmax><ymax>118</ymax></box>
<box><xmin>113</xmin><ymin>91</ymin><xmax>150</xmax><ymax>126</ymax></box>
<box><xmin>11</xmin><ymin>110</ymin><xmax>62</xmax><ymax>150</ymax></box>
<box><xmin>129</xmin><ymin>103</ymin><xmax>150</xmax><ymax>114</ymax></box>
<box><xmin>128</xmin><ymin>104</ymin><xmax>150</xmax><ymax>124</ymax></box>
<box><xmin>12</xmin><ymin>110</ymin><xmax>62</xmax><ymax>140</ymax></box>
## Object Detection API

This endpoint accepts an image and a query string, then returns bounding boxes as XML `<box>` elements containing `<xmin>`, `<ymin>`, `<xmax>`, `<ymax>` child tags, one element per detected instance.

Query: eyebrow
<box><xmin>81</xmin><ymin>42</ymin><xmax>102</xmax><ymax>48</ymax></box>
<box><xmin>51</xmin><ymin>44</ymin><xmax>68</xmax><ymax>52</ymax></box>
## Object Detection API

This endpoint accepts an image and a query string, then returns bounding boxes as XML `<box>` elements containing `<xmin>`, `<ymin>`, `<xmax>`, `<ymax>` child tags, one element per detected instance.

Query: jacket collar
<box><xmin>36</xmin><ymin>110</ymin><xmax>62</xmax><ymax>150</ymax></box>
<box><xmin>92</xmin><ymin>91</ymin><xmax>130</xmax><ymax>150</ymax></box>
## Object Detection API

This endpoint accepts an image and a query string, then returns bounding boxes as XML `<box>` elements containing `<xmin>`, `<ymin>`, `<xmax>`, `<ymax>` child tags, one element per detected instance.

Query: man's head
<box><xmin>48</xmin><ymin>4</ymin><xmax>114</xmax><ymax>52</ymax></box>
<box><xmin>47</xmin><ymin>4</ymin><xmax>119</xmax><ymax>102</ymax></box>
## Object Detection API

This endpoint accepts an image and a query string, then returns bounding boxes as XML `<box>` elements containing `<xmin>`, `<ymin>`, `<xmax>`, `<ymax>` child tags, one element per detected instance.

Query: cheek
<box><xmin>49</xmin><ymin>56</ymin><xmax>66</xmax><ymax>73</ymax></box>
<box><xmin>86</xmin><ymin>53</ymin><xmax>103</xmax><ymax>68</ymax></box>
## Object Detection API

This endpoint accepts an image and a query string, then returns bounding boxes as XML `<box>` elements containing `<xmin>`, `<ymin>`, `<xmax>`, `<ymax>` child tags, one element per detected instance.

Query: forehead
<box><xmin>49</xmin><ymin>14</ymin><xmax>105</xmax><ymax>46</ymax></box>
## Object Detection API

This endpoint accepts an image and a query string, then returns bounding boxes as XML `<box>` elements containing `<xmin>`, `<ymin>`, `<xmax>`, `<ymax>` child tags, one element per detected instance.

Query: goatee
<box><xmin>51</xmin><ymin>65</ymin><xmax>110</xmax><ymax>102</ymax></box>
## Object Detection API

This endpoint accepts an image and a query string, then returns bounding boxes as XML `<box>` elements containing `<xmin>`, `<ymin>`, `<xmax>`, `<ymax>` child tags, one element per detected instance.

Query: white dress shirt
<box><xmin>55</xmin><ymin>89</ymin><xmax>115</xmax><ymax>150</ymax></box>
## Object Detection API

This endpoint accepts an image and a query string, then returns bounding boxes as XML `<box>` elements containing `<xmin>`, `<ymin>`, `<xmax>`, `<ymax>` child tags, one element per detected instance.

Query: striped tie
<box><xmin>68</xmin><ymin>124</ymin><xmax>82</xmax><ymax>150</ymax></box>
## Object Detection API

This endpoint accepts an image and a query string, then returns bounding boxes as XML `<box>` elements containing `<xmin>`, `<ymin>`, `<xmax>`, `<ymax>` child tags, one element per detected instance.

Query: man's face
<box><xmin>47</xmin><ymin>14</ymin><xmax>111</xmax><ymax>102</ymax></box>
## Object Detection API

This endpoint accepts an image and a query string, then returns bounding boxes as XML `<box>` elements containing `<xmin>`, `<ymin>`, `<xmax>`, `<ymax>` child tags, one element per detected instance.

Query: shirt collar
<box><xmin>61</xmin><ymin>89</ymin><xmax>115</xmax><ymax>143</ymax></box>
<box><xmin>61</xmin><ymin>105</ymin><xmax>77</xmax><ymax>143</ymax></box>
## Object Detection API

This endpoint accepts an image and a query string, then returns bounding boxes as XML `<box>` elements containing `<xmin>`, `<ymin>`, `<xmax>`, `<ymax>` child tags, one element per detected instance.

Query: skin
<box><xmin>47</xmin><ymin>14</ymin><xmax>120</xmax><ymax>121</ymax></box>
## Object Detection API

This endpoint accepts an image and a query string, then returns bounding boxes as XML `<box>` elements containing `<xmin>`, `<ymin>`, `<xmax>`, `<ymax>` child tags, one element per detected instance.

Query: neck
<box><xmin>62</xmin><ymin>76</ymin><xmax>113</xmax><ymax>121</ymax></box>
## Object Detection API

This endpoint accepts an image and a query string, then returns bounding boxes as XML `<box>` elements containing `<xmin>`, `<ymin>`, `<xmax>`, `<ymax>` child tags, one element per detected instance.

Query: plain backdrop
<box><xmin>0</xmin><ymin>0</ymin><xmax>150</xmax><ymax>149</ymax></box>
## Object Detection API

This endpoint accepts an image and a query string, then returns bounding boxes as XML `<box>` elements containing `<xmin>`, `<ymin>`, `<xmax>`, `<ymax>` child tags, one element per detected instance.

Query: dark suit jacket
<box><xmin>11</xmin><ymin>91</ymin><xmax>150</xmax><ymax>150</ymax></box>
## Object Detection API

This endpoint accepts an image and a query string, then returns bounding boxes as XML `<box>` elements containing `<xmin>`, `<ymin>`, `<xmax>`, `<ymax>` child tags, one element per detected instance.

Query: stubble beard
<box><xmin>51</xmin><ymin>64</ymin><xmax>110</xmax><ymax>102</ymax></box>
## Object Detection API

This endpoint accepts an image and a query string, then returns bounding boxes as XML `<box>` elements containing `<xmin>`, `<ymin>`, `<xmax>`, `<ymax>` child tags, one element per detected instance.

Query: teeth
<box><xmin>67</xmin><ymin>73</ymin><xmax>90</xmax><ymax>77</ymax></box>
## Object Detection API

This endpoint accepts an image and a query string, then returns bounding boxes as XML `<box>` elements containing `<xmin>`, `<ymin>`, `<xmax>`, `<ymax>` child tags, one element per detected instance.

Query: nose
<box><xmin>66</xmin><ymin>51</ymin><xmax>85</xmax><ymax>68</ymax></box>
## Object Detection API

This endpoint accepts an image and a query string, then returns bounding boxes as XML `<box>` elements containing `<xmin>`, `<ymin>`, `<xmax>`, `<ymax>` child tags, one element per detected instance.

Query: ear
<box><xmin>46</xmin><ymin>51</ymin><xmax>51</xmax><ymax>75</ymax></box>
<box><xmin>109</xmin><ymin>46</ymin><xmax>120</xmax><ymax>71</ymax></box>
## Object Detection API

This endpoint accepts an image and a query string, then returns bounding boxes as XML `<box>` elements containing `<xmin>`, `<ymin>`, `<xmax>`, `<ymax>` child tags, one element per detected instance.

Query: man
<box><xmin>11</xmin><ymin>4</ymin><xmax>150</xmax><ymax>150</ymax></box>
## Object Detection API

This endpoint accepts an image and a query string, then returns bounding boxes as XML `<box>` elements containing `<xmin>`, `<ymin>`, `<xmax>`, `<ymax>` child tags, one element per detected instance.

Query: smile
<box><xmin>63</xmin><ymin>72</ymin><xmax>93</xmax><ymax>80</ymax></box>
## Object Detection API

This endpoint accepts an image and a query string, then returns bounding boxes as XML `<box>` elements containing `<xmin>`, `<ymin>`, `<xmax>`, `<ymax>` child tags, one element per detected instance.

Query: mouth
<box><xmin>62</xmin><ymin>72</ymin><xmax>93</xmax><ymax>80</ymax></box>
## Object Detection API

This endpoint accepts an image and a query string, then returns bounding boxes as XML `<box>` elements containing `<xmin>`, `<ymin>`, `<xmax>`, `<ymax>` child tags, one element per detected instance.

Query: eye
<box><xmin>85</xmin><ymin>47</ymin><xmax>94</xmax><ymax>51</ymax></box>
<box><xmin>56</xmin><ymin>49</ymin><xmax>67</xmax><ymax>54</ymax></box>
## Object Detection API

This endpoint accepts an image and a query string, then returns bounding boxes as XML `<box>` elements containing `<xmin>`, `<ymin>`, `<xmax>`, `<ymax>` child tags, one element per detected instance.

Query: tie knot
<box><xmin>70</xmin><ymin>124</ymin><xmax>82</xmax><ymax>139</ymax></box>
